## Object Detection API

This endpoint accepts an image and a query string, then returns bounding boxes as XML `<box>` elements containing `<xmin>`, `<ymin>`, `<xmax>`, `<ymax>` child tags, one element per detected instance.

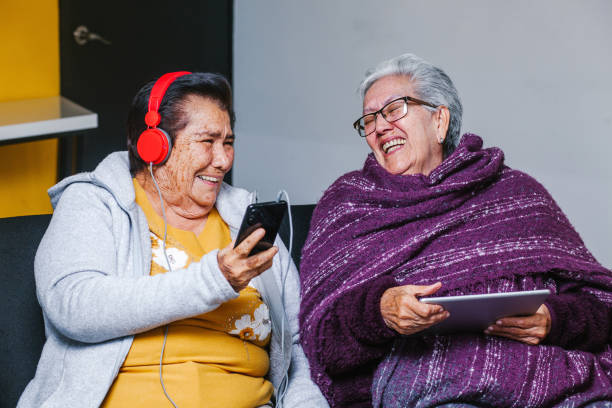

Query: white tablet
<box><xmin>419</xmin><ymin>289</ymin><xmax>551</xmax><ymax>335</ymax></box>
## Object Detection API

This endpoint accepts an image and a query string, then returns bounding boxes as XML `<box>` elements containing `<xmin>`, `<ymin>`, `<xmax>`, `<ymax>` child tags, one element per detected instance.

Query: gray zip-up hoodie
<box><xmin>18</xmin><ymin>152</ymin><xmax>328</xmax><ymax>408</ymax></box>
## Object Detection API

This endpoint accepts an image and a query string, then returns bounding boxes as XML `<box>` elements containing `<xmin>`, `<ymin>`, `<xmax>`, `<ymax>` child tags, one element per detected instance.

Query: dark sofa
<box><xmin>0</xmin><ymin>205</ymin><xmax>315</xmax><ymax>408</ymax></box>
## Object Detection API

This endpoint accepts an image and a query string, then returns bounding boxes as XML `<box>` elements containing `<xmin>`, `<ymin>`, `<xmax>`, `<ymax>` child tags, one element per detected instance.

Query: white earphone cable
<box><xmin>275</xmin><ymin>190</ymin><xmax>293</xmax><ymax>405</ymax></box>
<box><xmin>148</xmin><ymin>166</ymin><xmax>293</xmax><ymax>407</ymax></box>
<box><xmin>149</xmin><ymin>163</ymin><xmax>179</xmax><ymax>408</ymax></box>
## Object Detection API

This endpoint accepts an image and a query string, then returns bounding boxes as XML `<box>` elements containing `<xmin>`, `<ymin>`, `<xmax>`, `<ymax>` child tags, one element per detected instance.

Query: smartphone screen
<box><xmin>234</xmin><ymin>200</ymin><xmax>287</xmax><ymax>256</ymax></box>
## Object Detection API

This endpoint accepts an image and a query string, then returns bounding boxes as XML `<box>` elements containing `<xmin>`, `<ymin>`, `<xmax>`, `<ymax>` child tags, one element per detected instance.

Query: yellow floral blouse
<box><xmin>101</xmin><ymin>180</ymin><xmax>273</xmax><ymax>408</ymax></box>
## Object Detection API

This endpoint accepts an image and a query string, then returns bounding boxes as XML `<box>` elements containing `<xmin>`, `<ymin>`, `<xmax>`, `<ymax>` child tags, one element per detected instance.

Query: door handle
<box><xmin>73</xmin><ymin>25</ymin><xmax>111</xmax><ymax>46</ymax></box>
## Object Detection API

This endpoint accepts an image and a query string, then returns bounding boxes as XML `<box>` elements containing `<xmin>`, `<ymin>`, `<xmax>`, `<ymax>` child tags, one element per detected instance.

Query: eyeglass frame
<box><xmin>352</xmin><ymin>95</ymin><xmax>439</xmax><ymax>137</ymax></box>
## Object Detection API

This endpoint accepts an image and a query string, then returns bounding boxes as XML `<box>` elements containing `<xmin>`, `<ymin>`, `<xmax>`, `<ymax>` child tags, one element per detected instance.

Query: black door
<box><xmin>59</xmin><ymin>0</ymin><xmax>233</xmax><ymax>180</ymax></box>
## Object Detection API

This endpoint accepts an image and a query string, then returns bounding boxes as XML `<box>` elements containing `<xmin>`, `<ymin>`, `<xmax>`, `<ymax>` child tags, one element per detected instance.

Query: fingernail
<box><xmin>487</xmin><ymin>326</ymin><xmax>494</xmax><ymax>331</ymax></box>
<box><xmin>484</xmin><ymin>329</ymin><xmax>490</xmax><ymax>334</ymax></box>
<box><xmin>496</xmin><ymin>320</ymin><xmax>502</xmax><ymax>325</ymax></box>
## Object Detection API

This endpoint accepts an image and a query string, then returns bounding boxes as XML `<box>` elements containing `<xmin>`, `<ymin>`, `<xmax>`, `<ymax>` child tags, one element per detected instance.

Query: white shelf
<box><xmin>0</xmin><ymin>96</ymin><xmax>98</xmax><ymax>142</ymax></box>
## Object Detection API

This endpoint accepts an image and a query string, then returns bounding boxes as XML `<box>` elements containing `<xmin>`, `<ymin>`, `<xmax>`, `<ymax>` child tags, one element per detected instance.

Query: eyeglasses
<box><xmin>353</xmin><ymin>95</ymin><xmax>438</xmax><ymax>137</ymax></box>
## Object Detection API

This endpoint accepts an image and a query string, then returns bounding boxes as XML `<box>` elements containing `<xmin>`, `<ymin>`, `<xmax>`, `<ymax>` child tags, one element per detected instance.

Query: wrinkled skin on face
<box><xmin>363</xmin><ymin>75</ymin><xmax>450</xmax><ymax>176</ymax></box>
<box><xmin>136</xmin><ymin>95</ymin><xmax>234</xmax><ymax>234</ymax></box>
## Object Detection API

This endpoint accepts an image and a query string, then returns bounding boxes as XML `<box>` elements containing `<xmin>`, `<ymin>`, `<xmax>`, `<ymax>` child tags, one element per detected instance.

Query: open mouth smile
<box><xmin>196</xmin><ymin>175</ymin><xmax>220</xmax><ymax>183</ymax></box>
<box><xmin>382</xmin><ymin>138</ymin><xmax>406</xmax><ymax>154</ymax></box>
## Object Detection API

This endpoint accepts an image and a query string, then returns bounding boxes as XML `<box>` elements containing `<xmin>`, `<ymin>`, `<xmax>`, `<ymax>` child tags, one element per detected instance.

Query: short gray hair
<box><xmin>359</xmin><ymin>53</ymin><xmax>463</xmax><ymax>157</ymax></box>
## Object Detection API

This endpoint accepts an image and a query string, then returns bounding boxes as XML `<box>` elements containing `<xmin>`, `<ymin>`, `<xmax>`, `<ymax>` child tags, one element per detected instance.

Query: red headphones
<box><xmin>136</xmin><ymin>71</ymin><xmax>192</xmax><ymax>165</ymax></box>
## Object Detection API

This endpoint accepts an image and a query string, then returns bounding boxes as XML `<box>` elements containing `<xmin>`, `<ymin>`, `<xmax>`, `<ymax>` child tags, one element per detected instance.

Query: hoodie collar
<box><xmin>48</xmin><ymin>152</ymin><xmax>135</xmax><ymax>210</ymax></box>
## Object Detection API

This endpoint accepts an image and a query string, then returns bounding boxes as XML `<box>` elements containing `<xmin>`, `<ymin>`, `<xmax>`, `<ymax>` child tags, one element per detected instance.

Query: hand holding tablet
<box><xmin>380</xmin><ymin>282</ymin><xmax>450</xmax><ymax>336</ymax></box>
<box><xmin>484</xmin><ymin>302</ymin><xmax>552</xmax><ymax>345</ymax></box>
<box><xmin>419</xmin><ymin>289</ymin><xmax>551</xmax><ymax>336</ymax></box>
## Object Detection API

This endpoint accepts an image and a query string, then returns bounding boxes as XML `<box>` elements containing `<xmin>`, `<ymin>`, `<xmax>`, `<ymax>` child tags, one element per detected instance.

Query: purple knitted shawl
<box><xmin>299</xmin><ymin>134</ymin><xmax>612</xmax><ymax>407</ymax></box>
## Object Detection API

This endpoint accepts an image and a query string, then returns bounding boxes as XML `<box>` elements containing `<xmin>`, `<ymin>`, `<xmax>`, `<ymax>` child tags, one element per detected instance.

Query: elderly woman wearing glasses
<box><xmin>299</xmin><ymin>53</ymin><xmax>612</xmax><ymax>407</ymax></box>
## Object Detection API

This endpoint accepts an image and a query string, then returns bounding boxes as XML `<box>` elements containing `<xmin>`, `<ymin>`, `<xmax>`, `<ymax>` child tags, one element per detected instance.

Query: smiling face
<box><xmin>153</xmin><ymin>95</ymin><xmax>234</xmax><ymax>218</ymax></box>
<box><xmin>363</xmin><ymin>75</ymin><xmax>448</xmax><ymax>176</ymax></box>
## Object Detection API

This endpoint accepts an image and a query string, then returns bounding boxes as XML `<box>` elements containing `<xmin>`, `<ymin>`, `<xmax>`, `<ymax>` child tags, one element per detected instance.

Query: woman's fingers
<box><xmin>249</xmin><ymin>247</ymin><xmax>277</xmax><ymax>272</ymax></box>
<box><xmin>486</xmin><ymin>329</ymin><xmax>541</xmax><ymax>345</ymax></box>
<box><xmin>398</xmin><ymin>308</ymin><xmax>448</xmax><ymax>327</ymax></box>
<box><xmin>495</xmin><ymin>316</ymin><xmax>546</xmax><ymax>331</ymax></box>
<box><xmin>234</xmin><ymin>228</ymin><xmax>266</xmax><ymax>256</ymax></box>
<box><xmin>390</xmin><ymin>283</ymin><xmax>444</xmax><ymax>317</ymax></box>
<box><xmin>413</xmin><ymin>282</ymin><xmax>442</xmax><ymax>297</ymax></box>
<box><xmin>256</xmin><ymin>258</ymin><xmax>274</xmax><ymax>275</ymax></box>
<box><xmin>486</xmin><ymin>323</ymin><xmax>545</xmax><ymax>338</ymax></box>
<box><xmin>380</xmin><ymin>284</ymin><xmax>449</xmax><ymax>335</ymax></box>
<box><xmin>409</xmin><ymin>282</ymin><xmax>444</xmax><ymax>317</ymax></box>
<box><xmin>485</xmin><ymin>326</ymin><xmax>543</xmax><ymax>345</ymax></box>
<box><xmin>394</xmin><ymin>309</ymin><xmax>449</xmax><ymax>335</ymax></box>
<box><xmin>411</xmin><ymin>298</ymin><xmax>444</xmax><ymax>318</ymax></box>
<box><xmin>217</xmin><ymin>229</ymin><xmax>278</xmax><ymax>292</ymax></box>
<box><xmin>484</xmin><ymin>305</ymin><xmax>551</xmax><ymax>345</ymax></box>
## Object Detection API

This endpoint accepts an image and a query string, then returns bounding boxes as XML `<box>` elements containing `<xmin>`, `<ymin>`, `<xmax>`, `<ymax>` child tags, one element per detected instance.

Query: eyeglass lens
<box><xmin>359</xmin><ymin>99</ymin><xmax>408</xmax><ymax>136</ymax></box>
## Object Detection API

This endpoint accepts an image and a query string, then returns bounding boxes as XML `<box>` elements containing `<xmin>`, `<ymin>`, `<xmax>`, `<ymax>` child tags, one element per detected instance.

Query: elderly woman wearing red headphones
<box><xmin>18</xmin><ymin>72</ymin><xmax>328</xmax><ymax>408</ymax></box>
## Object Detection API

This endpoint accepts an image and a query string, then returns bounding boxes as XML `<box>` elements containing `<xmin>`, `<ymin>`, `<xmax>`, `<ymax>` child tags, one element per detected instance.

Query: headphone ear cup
<box><xmin>137</xmin><ymin>128</ymin><xmax>172</xmax><ymax>165</ymax></box>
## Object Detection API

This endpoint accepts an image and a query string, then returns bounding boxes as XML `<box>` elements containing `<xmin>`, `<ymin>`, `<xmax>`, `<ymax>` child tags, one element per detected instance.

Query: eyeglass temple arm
<box><xmin>404</xmin><ymin>96</ymin><xmax>438</xmax><ymax>109</ymax></box>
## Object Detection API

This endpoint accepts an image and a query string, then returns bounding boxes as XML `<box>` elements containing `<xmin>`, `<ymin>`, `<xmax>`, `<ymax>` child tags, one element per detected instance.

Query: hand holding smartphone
<box><xmin>234</xmin><ymin>200</ymin><xmax>287</xmax><ymax>256</ymax></box>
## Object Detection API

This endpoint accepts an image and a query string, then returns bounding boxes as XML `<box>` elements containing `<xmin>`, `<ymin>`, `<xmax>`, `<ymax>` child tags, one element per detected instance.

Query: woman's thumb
<box><xmin>414</xmin><ymin>282</ymin><xmax>442</xmax><ymax>297</ymax></box>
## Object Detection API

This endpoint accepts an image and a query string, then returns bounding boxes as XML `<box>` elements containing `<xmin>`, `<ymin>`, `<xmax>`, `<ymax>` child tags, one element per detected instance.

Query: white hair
<box><xmin>359</xmin><ymin>53</ymin><xmax>463</xmax><ymax>157</ymax></box>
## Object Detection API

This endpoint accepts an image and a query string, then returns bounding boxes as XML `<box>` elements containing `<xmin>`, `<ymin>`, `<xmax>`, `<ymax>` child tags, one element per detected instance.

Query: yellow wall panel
<box><xmin>0</xmin><ymin>139</ymin><xmax>58</xmax><ymax>215</ymax></box>
<box><xmin>0</xmin><ymin>0</ymin><xmax>59</xmax><ymax>217</ymax></box>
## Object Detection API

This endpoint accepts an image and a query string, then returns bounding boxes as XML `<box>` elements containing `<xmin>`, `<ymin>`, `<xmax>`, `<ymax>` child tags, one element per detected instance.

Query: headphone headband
<box><xmin>138</xmin><ymin>71</ymin><xmax>191</xmax><ymax>165</ymax></box>
<box><xmin>144</xmin><ymin>71</ymin><xmax>192</xmax><ymax>127</ymax></box>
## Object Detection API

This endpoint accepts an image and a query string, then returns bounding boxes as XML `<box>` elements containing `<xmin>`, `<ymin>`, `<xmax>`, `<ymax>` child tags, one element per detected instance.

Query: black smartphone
<box><xmin>234</xmin><ymin>200</ymin><xmax>288</xmax><ymax>256</ymax></box>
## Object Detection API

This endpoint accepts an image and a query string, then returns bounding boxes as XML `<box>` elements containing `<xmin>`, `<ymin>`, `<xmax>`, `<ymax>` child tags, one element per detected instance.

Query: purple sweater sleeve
<box><xmin>317</xmin><ymin>274</ymin><xmax>397</xmax><ymax>406</ymax></box>
<box><xmin>544</xmin><ymin>281</ymin><xmax>611</xmax><ymax>351</ymax></box>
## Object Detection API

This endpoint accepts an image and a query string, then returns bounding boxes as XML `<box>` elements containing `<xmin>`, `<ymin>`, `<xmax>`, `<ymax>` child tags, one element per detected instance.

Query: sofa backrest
<box><xmin>278</xmin><ymin>204</ymin><xmax>315</xmax><ymax>269</ymax></box>
<box><xmin>0</xmin><ymin>215</ymin><xmax>50</xmax><ymax>408</ymax></box>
